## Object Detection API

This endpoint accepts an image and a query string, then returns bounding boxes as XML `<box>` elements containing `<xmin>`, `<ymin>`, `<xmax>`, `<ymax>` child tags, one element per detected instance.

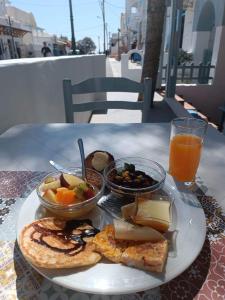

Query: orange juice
<box><xmin>169</xmin><ymin>134</ymin><xmax>202</xmax><ymax>182</ymax></box>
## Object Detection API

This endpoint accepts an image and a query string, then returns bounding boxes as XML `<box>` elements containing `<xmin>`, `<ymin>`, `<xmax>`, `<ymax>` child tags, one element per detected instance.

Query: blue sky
<box><xmin>9</xmin><ymin>0</ymin><xmax>125</xmax><ymax>52</ymax></box>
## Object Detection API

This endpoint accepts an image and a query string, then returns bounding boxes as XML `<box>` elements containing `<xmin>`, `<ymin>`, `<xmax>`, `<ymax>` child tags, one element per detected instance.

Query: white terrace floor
<box><xmin>90</xmin><ymin>58</ymin><xmax>176</xmax><ymax>123</ymax></box>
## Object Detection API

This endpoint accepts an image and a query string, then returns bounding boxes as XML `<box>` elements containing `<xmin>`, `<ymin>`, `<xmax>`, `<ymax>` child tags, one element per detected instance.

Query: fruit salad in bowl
<box><xmin>37</xmin><ymin>168</ymin><xmax>104</xmax><ymax>219</ymax></box>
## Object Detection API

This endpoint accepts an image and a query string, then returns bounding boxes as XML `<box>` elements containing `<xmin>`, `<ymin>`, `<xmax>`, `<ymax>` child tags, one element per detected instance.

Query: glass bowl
<box><xmin>103</xmin><ymin>157</ymin><xmax>166</xmax><ymax>199</ymax></box>
<box><xmin>36</xmin><ymin>168</ymin><xmax>105</xmax><ymax>219</ymax></box>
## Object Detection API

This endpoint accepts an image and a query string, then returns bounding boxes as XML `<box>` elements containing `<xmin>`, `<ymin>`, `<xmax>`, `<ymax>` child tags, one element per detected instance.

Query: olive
<box><xmin>112</xmin><ymin>163</ymin><xmax>158</xmax><ymax>189</ymax></box>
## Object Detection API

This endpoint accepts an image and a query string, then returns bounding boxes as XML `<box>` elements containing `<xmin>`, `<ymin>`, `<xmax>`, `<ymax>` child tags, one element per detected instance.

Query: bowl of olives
<box><xmin>103</xmin><ymin>157</ymin><xmax>166</xmax><ymax>198</ymax></box>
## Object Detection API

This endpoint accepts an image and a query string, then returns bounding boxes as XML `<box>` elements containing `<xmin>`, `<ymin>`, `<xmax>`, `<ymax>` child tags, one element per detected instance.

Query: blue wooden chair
<box><xmin>63</xmin><ymin>77</ymin><xmax>152</xmax><ymax>123</ymax></box>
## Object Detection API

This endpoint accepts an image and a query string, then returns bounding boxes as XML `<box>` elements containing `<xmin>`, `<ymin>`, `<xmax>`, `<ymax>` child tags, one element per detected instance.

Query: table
<box><xmin>0</xmin><ymin>123</ymin><xmax>224</xmax><ymax>299</ymax></box>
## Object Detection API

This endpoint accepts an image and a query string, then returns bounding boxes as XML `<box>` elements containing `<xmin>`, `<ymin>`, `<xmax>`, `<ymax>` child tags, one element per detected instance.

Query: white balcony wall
<box><xmin>121</xmin><ymin>50</ymin><xmax>143</xmax><ymax>82</ymax></box>
<box><xmin>176</xmin><ymin>25</ymin><xmax>225</xmax><ymax>124</ymax></box>
<box><xmin>0</xmin><ymin>55</ymin><xmax>106</xmax><ymax>134</ymax></box>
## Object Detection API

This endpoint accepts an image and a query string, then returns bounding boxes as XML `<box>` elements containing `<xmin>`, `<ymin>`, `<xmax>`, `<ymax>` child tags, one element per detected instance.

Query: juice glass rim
<box><xmin>171</xmin><ymin>117</ymin><xmax>208</xmax><ymax>132</ymax></box>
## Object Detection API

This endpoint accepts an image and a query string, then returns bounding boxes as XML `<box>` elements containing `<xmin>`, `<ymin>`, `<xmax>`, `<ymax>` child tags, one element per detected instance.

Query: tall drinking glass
<box><xmin>169</xmin><ymin>117</ymin><xmax>208</xmax><ymax>187</ymax></box>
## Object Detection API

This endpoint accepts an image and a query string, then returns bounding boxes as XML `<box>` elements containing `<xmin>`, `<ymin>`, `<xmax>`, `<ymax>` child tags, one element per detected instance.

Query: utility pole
<box><xmin>68</xmin><ymin>0</ymin><xmax>76</xmax><ymax>55</ymax></box>
<box><xmin>105</xmin><ymin>22</ymin><xmax>108</xmax><ymax>51</ymax></box>
<box><xmin>98</xmin><ymin>36</ymin><xmax>100</xmax><ymax>54</ymax></box>
<box><xmin>108</xmin><ymin>31</ymin><xmax>111</xmax><ymax>46</ymax></box>
<box><xmin>100</xmin><ymin>0</ymin><xmax>106</xmax><ymax>54</ymax></box>
<box><xmin>117</xmin><ymin>28</ymin><xmax>120</xmax><ymax>60</ymax></box>
<box><xmin>103</xmin><ymin>0</ymin><xmax>106</xmax><ymax>53</ymax></box>
<box><xmin>108</xmin><ymin>31</ymin><xmax>111</xmax><ymax>55</ymax></box>
<box><xmin>8</xmin><ymin>16</ymin><xmax>16</xmax><ymax>59</ymax></box>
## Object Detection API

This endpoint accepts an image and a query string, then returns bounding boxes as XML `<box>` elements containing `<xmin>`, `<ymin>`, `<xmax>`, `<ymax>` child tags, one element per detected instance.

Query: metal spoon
<box><xmin>49</xmin><ymin>160</ymin><xmax>73</xmax><ymax>174</ymax></box>
<box><xmin>77</xmin><ymin>139</ymin><xmax>121</xmax><ymax>220</ymax></box>
<box><xmin>77</xmin><ymin>138</ymin><xmax>87</xmax><ymax>180</ymax></box>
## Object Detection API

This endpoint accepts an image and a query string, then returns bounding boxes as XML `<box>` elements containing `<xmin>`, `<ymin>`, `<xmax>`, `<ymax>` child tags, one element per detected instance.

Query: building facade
<box><xmin>118</xmin><ymin>0</ymin><xmax>224</xmax><ymax>68</ymax></box>
<box><xmin>176</xmin><ymin>0</ymin><xmax>225</xmax><ymax>124</ymax></box>
<box><xmin>6</xmin><ymin>4</ymin><xmax>56</xmax><ymax>58</ymax></box>
<box><xmin>181</xmin><ymin>0</ymin><xmax>225</xmax><ymax>66</ymax></box>
<box><xmin>123</xmin><ymin>0</ymin><xmax>147</xmax><ymax>51</ymax></box>
<box><xmin>118</xmin><ymin>0</ymin><xmax>225</xmax><ymax>123</ymax></box>
<box><xmin>0</xmin><ymin>0</ymin><xmax>66</xmax><ymax>59</ymax></box>
<box><xmin>109</xmin><ymin>0</ymin><xmax>147</xmax><ymax>56</ymax></box>
<box><xmin>0</xmin><ymin>0</ymin><xmax>31</xmax><ymax>59</ymax></box>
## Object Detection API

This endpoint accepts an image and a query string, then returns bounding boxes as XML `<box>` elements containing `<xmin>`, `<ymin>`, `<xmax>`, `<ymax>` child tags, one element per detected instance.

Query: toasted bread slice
<box><xmin>121</xmin><ymin>240</ymin><xmax>168</xmax><ymax>273</ymax></box>
<box><xmin>19</xmin><ymin>218</ymin><xmax>101</xmax><ymax>269</ymax></box>
<box><xmin>92</xmin><ymin>224</ymin><xmax>129</xmax><ymax>263</ymax></box>
<box><xmin>93</xmin><ymin>224</ymin><xmax>168</xmax><ymax>272</ymax></box>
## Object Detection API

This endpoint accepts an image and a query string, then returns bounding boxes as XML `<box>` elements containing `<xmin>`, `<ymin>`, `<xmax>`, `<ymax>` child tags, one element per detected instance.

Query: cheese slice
<box><xmin>113</xmin><ymin>219</ymin><xmax>165</xmax><ymax>242</ymax></box>
<box><xmin>133</xmin><ymin>199</ymin><xmax>171</xmax><ymax>233</ymax></box>
<box><xmin>121</xmin><ymin>202</ymin><xmax>137</xmax><ymax>220</ymax></box>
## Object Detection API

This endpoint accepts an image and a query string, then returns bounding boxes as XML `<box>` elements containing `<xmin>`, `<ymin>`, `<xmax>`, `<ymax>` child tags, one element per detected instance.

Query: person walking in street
<box><xmin>41</xmin><ymin>42</ymin><xmax>52</xmax><ymax>57</ymax></box>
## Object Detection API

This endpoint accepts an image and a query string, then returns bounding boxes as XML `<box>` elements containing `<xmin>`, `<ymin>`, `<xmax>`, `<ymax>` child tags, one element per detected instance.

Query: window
<box><xmin>131</xmin><ymin>6</ymin><xmax>137</xmax><ymax>14</ymax></box>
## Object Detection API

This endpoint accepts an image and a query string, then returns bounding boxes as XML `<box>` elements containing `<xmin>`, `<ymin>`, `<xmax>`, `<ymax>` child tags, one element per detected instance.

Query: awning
<box><xmin>0</xmin><ymin>25</ymin><xmax>30</xmax><ymax>37</ymax></box>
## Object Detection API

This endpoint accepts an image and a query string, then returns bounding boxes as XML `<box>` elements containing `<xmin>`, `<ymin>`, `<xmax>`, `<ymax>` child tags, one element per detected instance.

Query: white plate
<box><xmin>16</xmin><ymin>177</ymin><xmax>206</xmax><ymax>295</ymax></box>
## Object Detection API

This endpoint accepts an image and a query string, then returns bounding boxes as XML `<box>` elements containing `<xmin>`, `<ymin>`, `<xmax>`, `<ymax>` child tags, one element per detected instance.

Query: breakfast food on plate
<box><xmin>19</xmin><ymin>217</ymin><xmax>169</xmax><ymax>272</ymax></box>
<box><xmin>113</xmin><ymin>219</ymin><xmax>165</xmax><ymax>242</ymax></box>
<box><xmin>22</xmin><ymin>156</ymin><xmax>171</xmax><ymax>273</ymax></box>
<box><xmin>39</xmin><ymin>173</ymin><xmax>96</xmax><ymax>205</ymax></box>
<box><xmin>93</xmin><ymin>220</ymin><xmax>168</xmax><ymax>272</ymax></box>
<box><xmin>85</xmin><ymin>150</ymin><xmax>114</xmax><ymax>173</ymax></box>
<box><xmin>109</xmin><ymin>163</ymin><xmax>158</xmax><ymax>189</ymax></box>
<box><xmin>19</xmin><ymin>217</ymin><xmax>101</xmax><ymax>268</ymax></box>
<box><xmin>121</xmin><ymin>198</ymin><xmax>171</xmax><ymax>233</ymax></box>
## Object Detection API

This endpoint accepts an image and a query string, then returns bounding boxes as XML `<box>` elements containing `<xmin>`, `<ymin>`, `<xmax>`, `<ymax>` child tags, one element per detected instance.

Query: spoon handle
<box><xmin>77</xmin><ymin>138</ymin><xmax>86</xmax><ymax>180</ymax></box>
<box><xmin>49</xmin><ymin>160</ymin><xmax>72</xmax><ymax>174</ymax></box>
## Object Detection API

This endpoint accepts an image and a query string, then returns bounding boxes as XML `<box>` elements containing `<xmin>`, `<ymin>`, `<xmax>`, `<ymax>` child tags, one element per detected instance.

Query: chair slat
<box><xmin>63</xmin><ymin>77</ymin><xmax>152</xmax><ymax>123</ymax></box>
<box><xmin>71</xmin><ymin>100</ymin><xmax>143</xmax><ymax>112</ymax></box>
<box><xmin>72</xmin><ymin>77</ymin><xmax>144</xmax><ymax>94</ymax></box>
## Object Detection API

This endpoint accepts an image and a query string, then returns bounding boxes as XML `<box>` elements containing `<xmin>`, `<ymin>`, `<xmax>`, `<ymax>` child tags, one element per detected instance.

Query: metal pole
<box><xmin>108</xmin><ymin>31</ymin><xmax>111</xmax><ymax>48</ymax></box>
<box><xmin>156</xmin><ymin>8</ymin><xmax>167</xmax><ymax>89</ymax></box>
<box><xmin>8</xmin><ymin>16</ymin><xmax>16</xmax><ymax>59</ymax></box>
<box><xmin>102</xmin><ymin>0</ymin><xmax>106</xmax><ymax>53</ymax></box>
<box><xmin>98</xmin><ymin>36</ymin><xmax>100</xmax><ymax>53</ymax></box>
<box><xmin>117</xmin><ymin>28</ymin><xmax>120</xmax><ymax>60</ymax></box>
<box><xmin>165</xmin><ymin>0</ymin><xmax>183</xmax><ymax>98</ymax></box>
<box><xmin>108</xmin><ymin>31</ymin><xmax>111</xmax><ymax>55</ymax></box>
<box><xmin>69</xmin><ymin>0</ymin><xmax>76</xmax><ymax>55</ymax></box>
<box><xmin>105</xmin><ymin>22</ymin><xmax>108</xmax><ymax>51</ymax></box>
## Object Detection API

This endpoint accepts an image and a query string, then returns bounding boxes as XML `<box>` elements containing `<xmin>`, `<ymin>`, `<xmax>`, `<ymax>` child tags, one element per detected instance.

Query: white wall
<box><xmin>192</xmin><ymin>31</ymin><xmax>211</xmax><ymax>63</ymax></box>
<box><xmin>176</xmin><ymin>26</ymin><xmax>225</xmax><ymax>124</ymax></box>
<box><xmin>0</xmin><ymin>0</ymin><xmax>6</xmax><ymax>15</ymax></box>
<box><xmin>121</xmin><ymin>49</ymin><xmax>143</xmax><ymax>82</ymax></box>
<box><xmin>182</xmin><ymin>8</ymin><xmax>195</xmax><ymax>53</ymax></box>
<box><xmin>211</xmin><ymin>26</ymin><xmax>222</xmax><ymax>65</ymax></box>
<box><xmin>111</xmin><ymin>43</ymin><xmax>118</xmax><ymax>57</ymax></box>
<box><xmin>0</xmin><ymin>55</ymin><xmax>106</xmax><ymax>134</ymax></box>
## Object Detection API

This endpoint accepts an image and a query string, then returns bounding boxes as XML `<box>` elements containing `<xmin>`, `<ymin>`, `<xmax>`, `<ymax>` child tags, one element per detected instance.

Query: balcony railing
<box><xmin>162</xmin><ymin>63</ymin><xmax>215</xmax><ymax>85</ymax></box>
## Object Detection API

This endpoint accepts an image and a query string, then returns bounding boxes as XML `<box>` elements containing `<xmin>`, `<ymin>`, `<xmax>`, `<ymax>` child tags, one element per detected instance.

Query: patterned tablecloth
<box><xmin>0</xmin><ymin>171</ymin><xmax>224</xmax><ymax>300</ymax></box>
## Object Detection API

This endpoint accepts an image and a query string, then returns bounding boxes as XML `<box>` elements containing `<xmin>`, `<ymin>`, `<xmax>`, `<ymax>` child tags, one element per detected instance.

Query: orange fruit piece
<box><xmin>56</xmin><ymin>187</ymin><xmax>76</xmax><ymax>205</ymax></box>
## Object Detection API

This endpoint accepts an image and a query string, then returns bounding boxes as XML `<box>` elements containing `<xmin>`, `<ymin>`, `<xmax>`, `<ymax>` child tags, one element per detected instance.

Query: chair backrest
<box><xmin>63</xmin><ymin>77</ymin><xmax>152</xmax><ymax>123</ymax></box>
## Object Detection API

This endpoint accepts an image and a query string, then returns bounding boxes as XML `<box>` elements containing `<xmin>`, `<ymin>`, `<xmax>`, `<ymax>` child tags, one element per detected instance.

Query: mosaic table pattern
<box><xmin>0</xmin><ymin>171</ymin><xmax>224</xmax><ymax>300</ymax></box>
